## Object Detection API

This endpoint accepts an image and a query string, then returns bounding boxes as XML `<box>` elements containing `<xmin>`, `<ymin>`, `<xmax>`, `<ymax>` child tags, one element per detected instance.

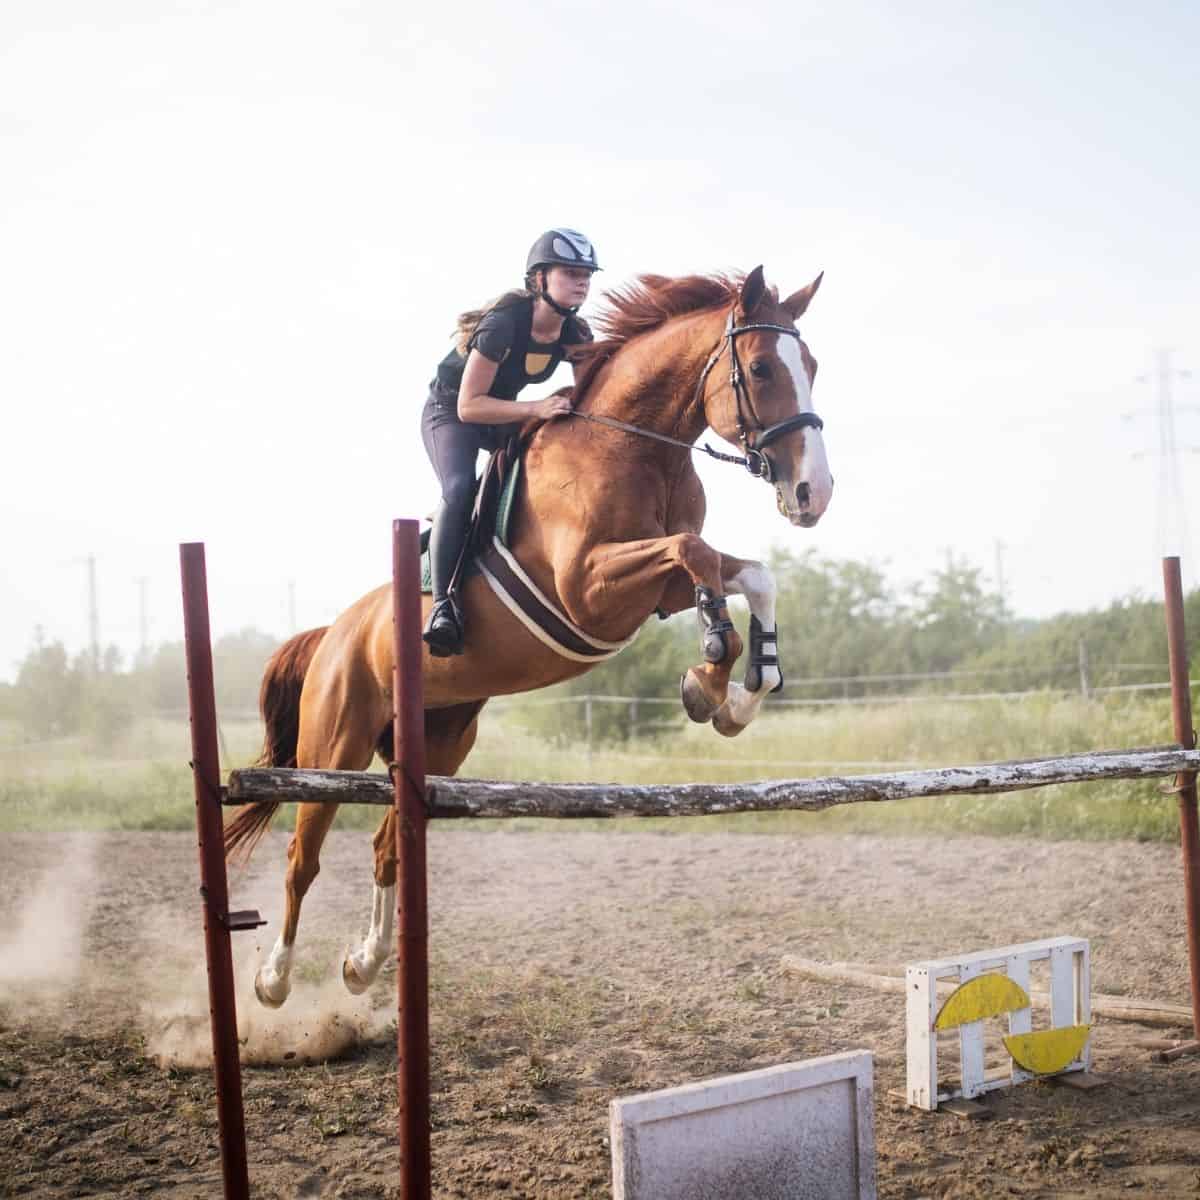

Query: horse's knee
<box><xmin>672</xmin><ymin>533</ymin><xmax>720</xmax><ymax>584</ymax></box>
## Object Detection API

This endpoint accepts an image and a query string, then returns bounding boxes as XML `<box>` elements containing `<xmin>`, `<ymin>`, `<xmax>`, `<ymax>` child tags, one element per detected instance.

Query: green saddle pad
<box><xmin>420</xmin><ymin>456</ymin><xmax>522</xmax><ymax>595</ymax></box>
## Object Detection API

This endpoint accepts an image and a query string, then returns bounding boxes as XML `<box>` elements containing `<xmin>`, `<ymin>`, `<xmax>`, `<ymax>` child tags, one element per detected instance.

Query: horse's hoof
<box><xmin>712</xmin><ymin>703</ymin><xmax>749</xmax><ymax>738</ymax></box>
<box><xmin>680</xmin><ymin>669</ymin><xmax>722</xmax><ymax>723</ymax></box>
<box><xmin>254</xmin><ymin>967</ymin><xmax>289</xmax><ymax>1009</ymax></box>
<box><xmin>342</xmin><ymin>956</ymin><xmax>370</xmax><ymax>996</ymax></box>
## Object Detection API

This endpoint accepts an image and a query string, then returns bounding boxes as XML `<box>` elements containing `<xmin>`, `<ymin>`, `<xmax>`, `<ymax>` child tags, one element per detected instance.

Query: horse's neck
<box><xmin>582</xmin><ymin>311</ymin><xmax>721</xmax><ymax>445</ymax></box>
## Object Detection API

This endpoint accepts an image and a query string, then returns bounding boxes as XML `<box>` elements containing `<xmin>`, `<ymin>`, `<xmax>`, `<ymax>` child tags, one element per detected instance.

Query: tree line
<box><xmin>1</xmin><ymin>550</ymin><xmax>1193</xmax><ymax>744</ymax></box>
<box><xmin>0</xmin><ymin>628</ymin><xmax>278</xmax><ymax>740</ymax></box>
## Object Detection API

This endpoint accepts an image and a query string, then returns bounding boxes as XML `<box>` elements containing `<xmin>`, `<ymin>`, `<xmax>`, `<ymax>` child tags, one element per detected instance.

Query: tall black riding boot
<box><xmin>423</xmin><ymin>503</ymin><xmax>468</xmax><ymax>656</ymax></box>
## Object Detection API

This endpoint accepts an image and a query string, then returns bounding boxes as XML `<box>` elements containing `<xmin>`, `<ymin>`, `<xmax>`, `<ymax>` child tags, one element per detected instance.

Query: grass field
<box><xmin>0</xmin><ymin>690</ymin><xmax>1185</xmax><ymax>840</ymax></box>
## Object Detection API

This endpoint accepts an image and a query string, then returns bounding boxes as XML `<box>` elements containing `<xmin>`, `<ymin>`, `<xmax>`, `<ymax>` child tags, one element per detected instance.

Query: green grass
<box><xmin>0</xmin><ymin>693</ymin><xmax>1185</xmax><ymax>841</ymax></box>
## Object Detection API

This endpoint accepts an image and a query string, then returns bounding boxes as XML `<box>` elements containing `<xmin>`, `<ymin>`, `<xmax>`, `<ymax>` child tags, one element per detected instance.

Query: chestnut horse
<box><xmin>226</xmin><ymin>266</ymin><xmax>832</xmax><ymax>1008</ymax></box>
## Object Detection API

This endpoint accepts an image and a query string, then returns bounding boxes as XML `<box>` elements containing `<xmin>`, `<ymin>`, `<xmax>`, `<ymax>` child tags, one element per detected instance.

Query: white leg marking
<box><xmin>346</xmin><ymin>883</ymin><xmax>395</xmax><ymax>988</ymax></box>
<box><xmin>723</xmin><ymin>562</ymin><xmax>780</xmax><ymax>727</ymax></box>
<box><xmin>258</xmin><ymin>934</ymin><xmax>294</xmax><ymax>1005</ymax></box>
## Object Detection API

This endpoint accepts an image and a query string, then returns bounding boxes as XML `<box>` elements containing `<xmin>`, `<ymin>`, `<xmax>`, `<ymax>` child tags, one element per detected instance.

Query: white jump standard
<box><xmin>905</xmin><ymin>936</ymin><xmax>1091</xmax><ymax>1112</ymax></box>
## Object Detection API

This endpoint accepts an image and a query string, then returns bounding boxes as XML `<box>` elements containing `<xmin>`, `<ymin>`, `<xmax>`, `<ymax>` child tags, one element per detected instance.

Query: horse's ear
<box><xmin>738</xmin><ymin>265</ymin><xmax>767</xmax><ymax>318</ymax></box>
<box><xmin>782</xmin><ymin>272</ymin><xmax>824</xmax><ymax>320</ymax></box>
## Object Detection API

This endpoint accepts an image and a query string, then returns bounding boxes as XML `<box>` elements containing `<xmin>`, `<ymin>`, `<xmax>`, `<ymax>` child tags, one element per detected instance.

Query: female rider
<box><xmin>421</xmin><ymin>228</ymin><xmax>599</xmax><ymax>656</ymax></box>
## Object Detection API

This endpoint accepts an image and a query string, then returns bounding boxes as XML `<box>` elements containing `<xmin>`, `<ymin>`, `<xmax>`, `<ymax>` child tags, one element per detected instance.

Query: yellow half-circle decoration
<box><xmin>1003</xmin><ymin>1025</ymin><xmax>1091</xmax><ymax>1075</ymax></box>
<box><xmin>933</xmin><ymin>973</ymin><xmax>1031</xmax><ymax>1030</ymax></box>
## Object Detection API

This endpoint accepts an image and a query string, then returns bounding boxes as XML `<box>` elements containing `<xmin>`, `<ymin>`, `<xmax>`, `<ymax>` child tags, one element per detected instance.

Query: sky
<box><xmin>2</xmin><ymin>1</ymin><xmax>1198</xmax><ymax>680</ymax></box>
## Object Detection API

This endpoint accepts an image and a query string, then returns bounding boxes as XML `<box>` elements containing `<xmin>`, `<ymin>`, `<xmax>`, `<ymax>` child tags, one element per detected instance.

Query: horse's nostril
<box><xmin>795</xmin><ymin>481</ymin><xmax>811</xmax><ymax>508</ymax></box>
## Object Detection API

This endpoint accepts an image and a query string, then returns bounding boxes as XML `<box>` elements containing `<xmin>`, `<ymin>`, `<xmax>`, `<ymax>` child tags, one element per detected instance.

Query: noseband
<box><xmin>695</xmin><ymin>309</ymin><xmax>824</xmax><ymax>483</ymax></box>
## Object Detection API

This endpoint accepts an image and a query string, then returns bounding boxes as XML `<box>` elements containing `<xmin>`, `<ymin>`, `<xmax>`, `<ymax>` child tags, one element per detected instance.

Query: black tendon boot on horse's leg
<box><xmin>745</xmin><ymin>615</ymin><xmax>784</xmax><ymax>693</ymax></box>
<box><xmin>423</xmin><ymin>501</ymin><xmax>467</xmax><ymax>657</ymax></box>
<box><xmin>681</xmin><ymin>585</ymin><xmax>737</xmax><ymax>722</ymax></box>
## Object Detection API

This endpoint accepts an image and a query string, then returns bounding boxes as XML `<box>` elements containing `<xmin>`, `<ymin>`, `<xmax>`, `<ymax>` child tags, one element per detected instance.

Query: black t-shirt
<box><xmin>431</xmin><ymin>296</ymin><xmax>592</xmax><ymax>405</ymax></box>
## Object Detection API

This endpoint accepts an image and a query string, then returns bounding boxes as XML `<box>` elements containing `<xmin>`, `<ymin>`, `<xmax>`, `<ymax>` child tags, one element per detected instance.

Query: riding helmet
<box><xmin>526</xmin><ymin>228</ymin><xmax>600</xmax><ymax>274</ymax></box>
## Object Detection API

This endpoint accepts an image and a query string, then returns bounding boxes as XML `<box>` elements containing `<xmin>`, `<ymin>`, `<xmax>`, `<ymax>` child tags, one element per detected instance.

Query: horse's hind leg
<box><xmin>256</xmin><ymin>704</ymin><xmax>381</xmax><ymax>1008</ymax></box>
<box><xmin>342</xmin><ymin>701</ymin><xmax>486</xmax><ymax>996</ymax></box>
<box><xmin>256</xmin><ymin>801</ymin><xmax>342</xmax><ymax>1007</ymax></box>
<box><xmin>340</xmin><ymin>811</ymin><xmax>397</xmax><ymax>995</ymax></box>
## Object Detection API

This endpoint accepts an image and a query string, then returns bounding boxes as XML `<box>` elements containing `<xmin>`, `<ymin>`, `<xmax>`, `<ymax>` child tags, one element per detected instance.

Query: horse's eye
<box><xmin>749</xmin><ymin>360</ymin><xmax>770</xmax><ymax>380</ymax></box>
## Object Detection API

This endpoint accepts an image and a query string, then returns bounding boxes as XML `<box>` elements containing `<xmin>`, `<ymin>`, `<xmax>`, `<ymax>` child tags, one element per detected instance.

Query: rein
<box><xmin>570</xmin><ymin>410</ymin><xmax>752</xmax><ymax>468</ymax></box>
<box><xmin>570</xmin><ymin>307</ymin><xmax>824</xmax><ymax>483</ymax></box>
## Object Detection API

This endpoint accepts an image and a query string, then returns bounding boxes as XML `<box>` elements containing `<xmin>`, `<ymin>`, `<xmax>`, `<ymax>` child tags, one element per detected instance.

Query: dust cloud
<box><xmin>0</xmin><ymin>833</ymin><xmax>98</xmax><ymax>1008</ymax></box>
<box><xmin>142</xmin><ymin>946</ymin><xmax>395</xmax><ymax>1070</ymax></box>
<box><xmin>0</xmin><ymin>830</ymin><xmax>398</xmax><ymax>1070</ymax></box>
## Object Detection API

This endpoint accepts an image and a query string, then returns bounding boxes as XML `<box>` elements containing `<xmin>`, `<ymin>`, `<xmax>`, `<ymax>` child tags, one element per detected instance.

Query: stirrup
<box><xmin>422</xmin><ymin>597</ymin><xmax>464</xmax><ymax>658</ymax></box>
<box><xmin>695</xmin><ymin>586</ymin><xmax>734</xmax><ymax>663</ymax></box>
<box><xmin>746</xmin><ymin>614</ymin><xmax>783</xmax><ymax>693</ymax></box>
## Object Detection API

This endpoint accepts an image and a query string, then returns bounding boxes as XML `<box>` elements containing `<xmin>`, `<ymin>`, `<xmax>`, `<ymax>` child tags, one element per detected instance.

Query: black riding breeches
<box><xmin>420</xmin><ymin>390</ymin><xmax>506</xmax><ymax>601</ymax></box>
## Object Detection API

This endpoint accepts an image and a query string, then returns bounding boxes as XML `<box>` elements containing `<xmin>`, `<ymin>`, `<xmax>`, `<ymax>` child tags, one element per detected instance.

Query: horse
<box><xmin>225</xmin><ymin>265</ymin><xmax>832</xmax><ymax>1008</ymax></box>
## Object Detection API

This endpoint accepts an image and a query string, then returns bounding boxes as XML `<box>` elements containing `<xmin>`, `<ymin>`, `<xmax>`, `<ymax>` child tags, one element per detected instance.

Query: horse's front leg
<box><xmin>682</xmin><ymin>583</ymin><xmax>744</xmax><ymax>723</ymax></box>
<box><xmin>582</xmin><ymin>533</ymin><xmax>743</xmax><ymax>724</ymax></box>
<box><xmin>710</xmin><ymin>555</ymin><xmax>781</xmax><ymax>738</ymax></box>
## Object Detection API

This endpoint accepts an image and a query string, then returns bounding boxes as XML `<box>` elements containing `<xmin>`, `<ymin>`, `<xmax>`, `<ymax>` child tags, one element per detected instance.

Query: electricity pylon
<box><xmin>1126</xmin><ymin>349</ymin><xmax>1196</xmax><ymax>579</ymax></box>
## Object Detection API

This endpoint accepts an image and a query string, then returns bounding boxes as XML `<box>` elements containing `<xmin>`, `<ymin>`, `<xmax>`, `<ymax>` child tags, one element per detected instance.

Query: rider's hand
<box><xmin>535</xmin><ymin>393</ymin><xmax>574</xmax><ymax>420</ymax></box>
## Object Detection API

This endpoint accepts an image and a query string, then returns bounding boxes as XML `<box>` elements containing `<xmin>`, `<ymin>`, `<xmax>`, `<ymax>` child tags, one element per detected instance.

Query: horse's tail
<box><xmin>224</xmin><ymin>626</ymin><xmax>329</xmax><ymax>864</ymax></box>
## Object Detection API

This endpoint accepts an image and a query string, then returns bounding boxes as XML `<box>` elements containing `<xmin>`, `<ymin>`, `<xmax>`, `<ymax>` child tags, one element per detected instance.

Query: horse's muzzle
<box><xmin>776</xmin><ymin>478</ymin><xmax>830</xmax><ymax>527</ymax></box>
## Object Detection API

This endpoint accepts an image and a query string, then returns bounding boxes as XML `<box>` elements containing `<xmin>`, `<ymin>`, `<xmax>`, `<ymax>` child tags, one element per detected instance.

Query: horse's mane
<box><xmin>571</xmin><ymin>273</ymin><xmax>741</xmax><ymax>402</ymax></box>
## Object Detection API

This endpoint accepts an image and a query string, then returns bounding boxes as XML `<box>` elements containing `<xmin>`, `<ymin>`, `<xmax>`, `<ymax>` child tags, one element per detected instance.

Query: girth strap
<box><xmin>478</xmin><ymin>537</ymin><xmax>636</xmax><ymax>663</ymax></box>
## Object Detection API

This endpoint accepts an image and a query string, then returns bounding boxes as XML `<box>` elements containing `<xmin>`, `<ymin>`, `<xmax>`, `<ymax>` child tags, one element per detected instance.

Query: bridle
<box><xmin>697</xmin><ymin>309</ymin><xmax>825</xmax><ymax>482</ymax></box>
<box><xmin>571</xmin><ymin>306</ymin><xmax>824</xmax><ymax>484</ymax></box>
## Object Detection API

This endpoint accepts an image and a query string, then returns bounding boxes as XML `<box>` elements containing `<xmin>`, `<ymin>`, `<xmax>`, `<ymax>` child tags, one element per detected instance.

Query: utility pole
<box><xmin>137</xmin><ymin>576</ymin><xmax>149</xmax><ymax>662</ymax></box>
<box><xmin>994</xmin><ymin>539</ymin><xmax>1007</xmax><ymax>604</ymax></box>
<box><xmin>1127</xmin><ymin>350</ymin><xmax>1197</xmax><ymax>577</ymax></box>
<box><xmin>87</xmin><ymin>554</ymin><xmax>100</xmax><ymax>670</ymax></box>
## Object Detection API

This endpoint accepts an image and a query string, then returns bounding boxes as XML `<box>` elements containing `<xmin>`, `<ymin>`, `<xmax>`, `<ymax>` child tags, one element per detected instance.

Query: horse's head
<box><xmin>700</xmin><ymin>266</ymin><xmax>833</xmax><ymax>528</ymax></box>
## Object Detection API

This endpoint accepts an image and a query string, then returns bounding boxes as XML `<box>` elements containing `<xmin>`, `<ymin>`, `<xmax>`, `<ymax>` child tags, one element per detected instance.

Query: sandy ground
<box><xmin>2</xmin><ymin>827</ymin><xmax>1200</xmax><ymax>1198</ymax></box>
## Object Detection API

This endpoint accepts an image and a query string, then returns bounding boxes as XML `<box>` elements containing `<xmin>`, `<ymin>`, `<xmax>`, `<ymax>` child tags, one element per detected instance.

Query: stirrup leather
<box><xmin>746</xmin><ymin>614</ymin><xmax>783</xmax><ymax>693</ymax></box>
<box><xmin>695</xmin><ymin>586</ymin><xmax>734</xmax><ymax>663</ymax></box>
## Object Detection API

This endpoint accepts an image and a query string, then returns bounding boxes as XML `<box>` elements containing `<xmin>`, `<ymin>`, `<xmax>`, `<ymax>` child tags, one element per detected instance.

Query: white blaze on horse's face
<box><xmin>774</xmin><ymin>333</ymin><xmax>833</xmax><ymax>527</ymax></box>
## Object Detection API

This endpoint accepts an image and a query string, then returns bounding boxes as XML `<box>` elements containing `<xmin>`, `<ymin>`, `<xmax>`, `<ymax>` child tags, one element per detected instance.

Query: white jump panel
<box><xmin>610</xmin><ymin>1051</ymin><xmax>876</xmax><ymax>1200</ymax></box>
<box><xmin>905</xmin><ymin>935</ymin><xmax>1091</xmax><ymax>1111</ymax></box>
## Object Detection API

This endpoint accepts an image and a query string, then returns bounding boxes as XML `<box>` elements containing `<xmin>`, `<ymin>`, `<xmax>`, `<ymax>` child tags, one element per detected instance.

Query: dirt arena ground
<box><xmin>2</xmin><ymin>827</ymin><xmax>1199</xmax><ymax>1198</ymax></box>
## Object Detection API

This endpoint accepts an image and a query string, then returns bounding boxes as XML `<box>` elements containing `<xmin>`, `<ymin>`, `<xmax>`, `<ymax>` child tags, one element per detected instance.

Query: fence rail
<box><xmin>227</xmin><ymin>745</ymin><xmax>1200</xmax><ymax>820</ymax></box>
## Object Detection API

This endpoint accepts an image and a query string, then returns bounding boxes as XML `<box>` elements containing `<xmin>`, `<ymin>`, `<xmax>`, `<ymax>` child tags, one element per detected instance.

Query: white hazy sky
<box><xmin>2</xmin><ymin>1</ymin><xmax>1198</xmax><ymax>680</ymax></box>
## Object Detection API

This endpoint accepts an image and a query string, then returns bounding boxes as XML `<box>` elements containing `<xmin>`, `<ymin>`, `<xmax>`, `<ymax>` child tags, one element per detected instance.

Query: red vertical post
<box><xmin>180</xmin><ymin>543</ymin><xmax>251</xmax><ymax>1200</ymax></box>
<box><xmin>1162</xmin><ymin>556</ymin><xmax>1200</xmax><ymax>1043</ymax></box>
<box><xmin>392</xmin><ymin>519</ymin><xmax>431</xmax><ymax>1198</ymax></box>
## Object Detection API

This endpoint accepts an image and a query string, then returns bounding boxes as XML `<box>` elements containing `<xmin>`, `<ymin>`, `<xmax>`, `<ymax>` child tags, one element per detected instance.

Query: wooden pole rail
<box><xmin>225</xmin><ymin>745</ymin><xmax>1200</xmax><ymax>819</ymax></box>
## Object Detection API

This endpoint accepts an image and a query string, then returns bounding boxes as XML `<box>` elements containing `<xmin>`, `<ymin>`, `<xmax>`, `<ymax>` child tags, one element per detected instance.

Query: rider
<box><xmin>420</xmin><ymin>228</ymin><xmax>600</xmax><ymax>656</ymax></box>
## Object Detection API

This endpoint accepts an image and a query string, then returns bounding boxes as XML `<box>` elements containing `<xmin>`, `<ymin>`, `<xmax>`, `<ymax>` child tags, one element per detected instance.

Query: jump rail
<box><xmin>227</xmin><ymin>745</ymin><xmax>1200</xmax><ymax>818</ymax></box>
